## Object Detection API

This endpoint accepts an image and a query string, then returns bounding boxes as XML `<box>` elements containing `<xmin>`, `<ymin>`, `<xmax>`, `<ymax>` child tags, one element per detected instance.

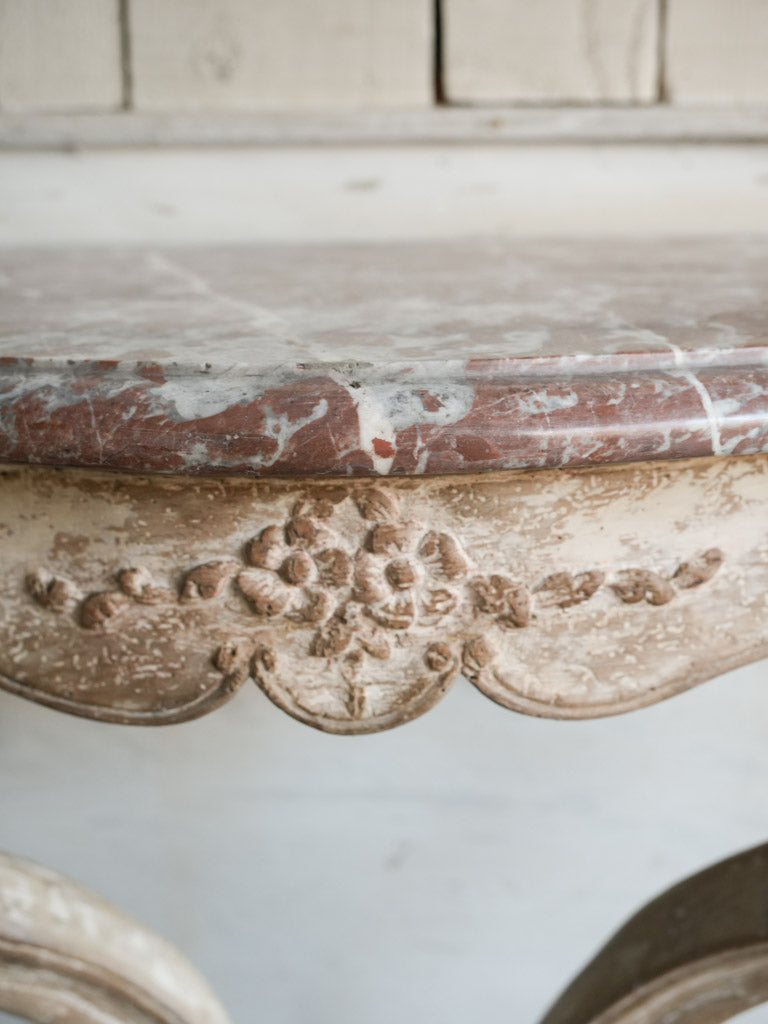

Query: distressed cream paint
<box><xmin>1</xmin><ymin>454</ymin><xmax>765</xmax><ymax>735</ymax></box>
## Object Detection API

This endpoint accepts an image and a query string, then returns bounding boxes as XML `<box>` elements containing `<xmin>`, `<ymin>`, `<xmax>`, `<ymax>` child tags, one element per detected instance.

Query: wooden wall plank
<box><xmin>444</xmin><ymin>0</ymin><xmax>659</xmax><ymax>105</ymax></box>
<box><xmin>0</xmin><ymin>0</ymin><xmax>122</xmax><ymax>112</ymax></box>
<box><xmin>129</xmin><ymin>0</ymin><xmax>432</xmax><ymax>111</ymax></box>
<box><xmin>667</xmin><ymin>0</ymin><xmax>768</xmax><ymax>104</ymax></box>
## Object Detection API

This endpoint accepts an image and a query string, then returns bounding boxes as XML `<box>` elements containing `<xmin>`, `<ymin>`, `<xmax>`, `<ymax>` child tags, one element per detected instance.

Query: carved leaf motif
<box><xmin>213</xmin><ymin>638</ymin><xmax>255</xmax><ymax>689</ymax></box>
<box><xmin>355</xmin><ymin>488</ymin><xmax>399</xmax><ymax>522</ymax></box>
<box><xmin>180</xmin><ymin>561</ymin><xmax>237</xmax><ymax>601</ymax></box>
<box><xmin>279</xmin><ymin>551</ymin><xmax>315</xmax><ymax>586</ymax></box>
<box><xmin>353</xmin><ymin>553</ymin><xmax>389</xmax><ymax>606</ymax></box>
<box><xmin>80</xmin><ymin>591</ymin><xmax>130</xmax><ymax>630</ymax></box>
<box><xmin>535</xmin><ymin>570</ymin><xmax>605</xmax><ymax>609</ymax></box>
<box><xmin>366</xmin><ymin>595</ymin><xmax>415</xmax><ymax>630</ymax></box>
<box><xmin>311</xmin><ymin>603</ymin><xmax>391</xmax><ymax>662</ymax></box>
<box><xmin>673</xmin><ymin>548</ymin><xmax>724</xmax><ymax>588</ymax></box>
<box><xmin>117</xmin><ymin>567</ymin><xmax>172</xmax><ymax>605</ymax></box>
<box><xmin>285</xmin><ymin>588</ymin><xmax>332</xmax><ymax>624</ymax></box>
<box><xmin>26</xmin><ymin>570</ymin><xmax>79</xmax><ymax>610</ymax></box>
<box><xmin>250</xmin><ymin>645</ymin><xmax>277</xmax><ymax>682</ymax></box>
<box><xmin>612</xmin><ymin>569</ymin><xmax>675</xmax><ymax>606</ymax></box>
<box><xmin>285</xmin><ymin>515</ymin><xmax>319</xmax><ymax>548</ymax></box>
<box><xmin>293</xmin><ymin>487</ymin><xmax>348</xmax><ymax>519</ymax></box>
<box><xmin>237</xmin><ymin>570</ymin><xmax>292</xmax><ymax>617</ymax></box>
<box><xmin>358</xmin><ymin>630</ymin><xmax>391</xmax><ymax>660</ymax></box>
<box><xmin>385</xmin><ymin>557</ymin><xmax>418</xmax><ymax>591</ymax></box>
<box><xmin>420</xmin><ymin>587</ymin><xmax>459</xmax><ymax>626</ymax></box>
<box><xmin>424</xmin><ymin>642</ymin><xmax>455</xmax><ymax>674</ymax></box>
<box><xmin>418</xmin><ymin>531</ymin><xmax>468</xmax><ymax>581</ymax></box>
<box><xmin>368</xmin><ymin>523</ymin><xmax>414</xmax><ymax>556</ymax></box>
<box><xmin>340</xmin><ymin>651</ymin><xmax>366</xmax><ymax>719</ymax></box>
<box><xmin>462</xmin><ymin>636</ymin><xmax>496</xmax><ymax>682</ymax></box>
<box><xmin>314</xmin><ymin>547</ymin><xmax>352</xmax><ymax>588</ymax></box>
<box><xmin>245</xmin><ymin>525</ymin><xmax>285</xmax><ymax>570</ymax></box>
<box><xmin>311</xmin><ymin>616</ymin><xmax>353</xmax><ymax>657</ymax></box>
<box><xmin>471</xmin><ymin>575</ymin><xmax>532</xmax><ymax>628</ymax></box>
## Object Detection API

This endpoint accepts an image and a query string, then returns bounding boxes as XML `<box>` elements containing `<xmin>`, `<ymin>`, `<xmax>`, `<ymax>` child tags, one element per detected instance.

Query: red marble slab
<box><xmin>1</xmin><ymin>240</ymin><xmax>767</xmax><ymax>477</ymax></box>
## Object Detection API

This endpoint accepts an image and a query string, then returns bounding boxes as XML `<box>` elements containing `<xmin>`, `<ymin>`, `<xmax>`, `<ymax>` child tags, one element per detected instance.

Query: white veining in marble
<box><xmin>1</xmin><ymin>239</ymin><xmax>767</xmax><ymax>368</ymax></box>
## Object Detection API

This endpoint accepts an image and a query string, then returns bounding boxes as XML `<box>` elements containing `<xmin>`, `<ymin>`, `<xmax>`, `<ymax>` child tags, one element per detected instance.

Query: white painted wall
<box><xmin>1</xmin><ymin>663</ymin><xmax>768</xmax><ymax>1023</ymax></box>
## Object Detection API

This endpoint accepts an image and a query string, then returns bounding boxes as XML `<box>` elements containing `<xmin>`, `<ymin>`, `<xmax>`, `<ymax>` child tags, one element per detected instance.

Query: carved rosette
<box><xmin>199</xmin><ymin>488</ymin><xmax>470</xmax><ymax>733</ymax></box>
<box><xmin>0</xmin><ymin>458</ymin><xmax>759</xmax><ymax>733</ymax></box>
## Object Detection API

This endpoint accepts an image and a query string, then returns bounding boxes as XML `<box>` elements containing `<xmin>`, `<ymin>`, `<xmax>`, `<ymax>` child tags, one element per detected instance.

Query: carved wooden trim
<box><xmin>0</xmin><ymin>455</ymin><xmax>765</xmax><ymax>733</ymax></box>
<box><xmin>540</xmin><ymin>844</ymin><xmax>768</xmax><ymax>1024</ymax></box>
<box><xmin>0</xmin><ymin>852</ymin><xmax>231</xmax><ymax>1024</ymax></box>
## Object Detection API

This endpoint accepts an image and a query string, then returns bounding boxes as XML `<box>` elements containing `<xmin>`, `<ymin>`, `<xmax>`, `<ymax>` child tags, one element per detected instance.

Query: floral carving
<box><xmin>212</xmin><ymin>493</ymin><xmax>471</xmax><ymax>728</ymax></box>
<box><xmin>353</xmin><ymin>522</ymin><xmax>468</xmax><ymax>631</ymax></box>
<box><xmin>236</xmin><ymin>514</ymin><xmax>343</xmax><ymax>626</ymax></box>
<box><xmin>24</xmin><ymin>468</ymin><xmax>727</xmax><ymax>734</ymax></box>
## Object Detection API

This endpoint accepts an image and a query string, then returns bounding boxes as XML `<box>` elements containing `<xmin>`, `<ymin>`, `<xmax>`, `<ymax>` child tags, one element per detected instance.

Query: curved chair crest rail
<box><xmin>0</xmin><ymin>852</ymin><xmax>232</xmax><ymax>1024</ymax></box>
<box><xmin>541</xmin><ymin>843</ymin><xmax>768</xmax><ymax>1024</ymax></box>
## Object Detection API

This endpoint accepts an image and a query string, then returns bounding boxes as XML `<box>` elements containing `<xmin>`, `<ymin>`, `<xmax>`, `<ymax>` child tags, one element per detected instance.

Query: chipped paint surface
<box><xmin>1</xmin><ymin>241</ymin><xmax>768</xmax><ymax>477</ymax></box>
<box><xmin>1</xmin><ymin>456</ymin><xmax>766</xmax><ymax>733</ymax></box>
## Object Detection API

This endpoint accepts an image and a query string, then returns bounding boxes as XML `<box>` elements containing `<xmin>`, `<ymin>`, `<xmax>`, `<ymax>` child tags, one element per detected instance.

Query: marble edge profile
<box><xmin>1</xmin><ymin>347</ymin><xmax>768</xmax><ymax>477</ymax></box>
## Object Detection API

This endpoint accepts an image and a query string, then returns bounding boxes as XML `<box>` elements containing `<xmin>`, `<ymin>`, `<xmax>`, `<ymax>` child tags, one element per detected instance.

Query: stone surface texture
<box><xmin>0</xmin><ymin>456</ymin><xmax>764</xmax><ymax>733</ymax></box>
<box><xmin>0</xmin><ymin>0</ymin><xmax>122</xmax><ymax>113</ymax></box>
<box><xmin>0</xmin><ymin>851</ymin><xmax>232</xmax><ymax>1023</ymax></box>
<box><xmin>2</xmin><ymin>240</ymin><xmax>768</xmax><ymax>478</ymax></box>
<box><xmin>129</xmin><ymin>0</ymin><xmax>432</xmax><ymax>111</ymax></box>
<box><xmin>444</xmin><ymin>0</ymin><xmax>658</xmax><ymax>104</ymax></box>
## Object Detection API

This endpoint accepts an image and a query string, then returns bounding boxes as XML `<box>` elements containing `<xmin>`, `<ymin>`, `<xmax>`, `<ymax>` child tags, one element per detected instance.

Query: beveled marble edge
<box><xmin>2</xmin><ymin>346</ymin><xmax>768</xmax><ymax>476</ymax></box>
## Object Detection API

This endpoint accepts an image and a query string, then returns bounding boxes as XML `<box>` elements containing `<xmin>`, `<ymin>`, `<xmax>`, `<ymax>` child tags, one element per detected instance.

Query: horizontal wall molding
<box><xmin>2</xmin><ymin>143</ymin><xmax>768</xmax><ymax>244</ymax></box>
<box><xmin>3</xmin><ymin>107</ymin><xmax>768</xmax><ymax>150</ymax></box>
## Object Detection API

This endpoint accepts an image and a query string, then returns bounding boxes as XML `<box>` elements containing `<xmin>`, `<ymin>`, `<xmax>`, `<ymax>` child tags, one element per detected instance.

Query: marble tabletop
<box><xmin>1</xmin><ymin>238</ymin><xmax>767</xmax><ymax>476</ymax></box>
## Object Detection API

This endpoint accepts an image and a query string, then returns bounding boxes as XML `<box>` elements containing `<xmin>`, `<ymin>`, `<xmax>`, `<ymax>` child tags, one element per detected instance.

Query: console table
<box><xmin>1</xmin><ymin>238</ymin><xmax>767</xmax><ymax>1022</ymax></box>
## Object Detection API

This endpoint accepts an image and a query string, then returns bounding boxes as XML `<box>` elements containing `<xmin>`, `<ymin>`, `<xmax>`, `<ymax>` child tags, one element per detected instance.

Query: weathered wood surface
<box><xmin>128</xmin><ymin>0</ymin><xmax>431</xmax><ymax>111</ymax></box>
<box><xmin>1</xmin><ymin>454</ymin><xmax>765</xmax><ymax>733</ymax></box>
<box><xmin>541</xmin><ymin>843</ymin><xmax>768</xmax><ymax>1024</ymax></box>
<box><xmin>667</xmin><ymin>0</ymin><xmax>768</xmax><ymax>105</ymax></box>
<box><xmin>444</xmin><ymin>0</ymin><xmax>658</xmax><ymax>104</ymax></box>
<box><xmin>0</xmin><ymin>0</ymin><xmax>122</xmax><ymax>113</ymax></box>
<box><xmin>0</xmin><ymin>851</ymin><xmax>231</xmax><ymax>1023</ymax></box>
